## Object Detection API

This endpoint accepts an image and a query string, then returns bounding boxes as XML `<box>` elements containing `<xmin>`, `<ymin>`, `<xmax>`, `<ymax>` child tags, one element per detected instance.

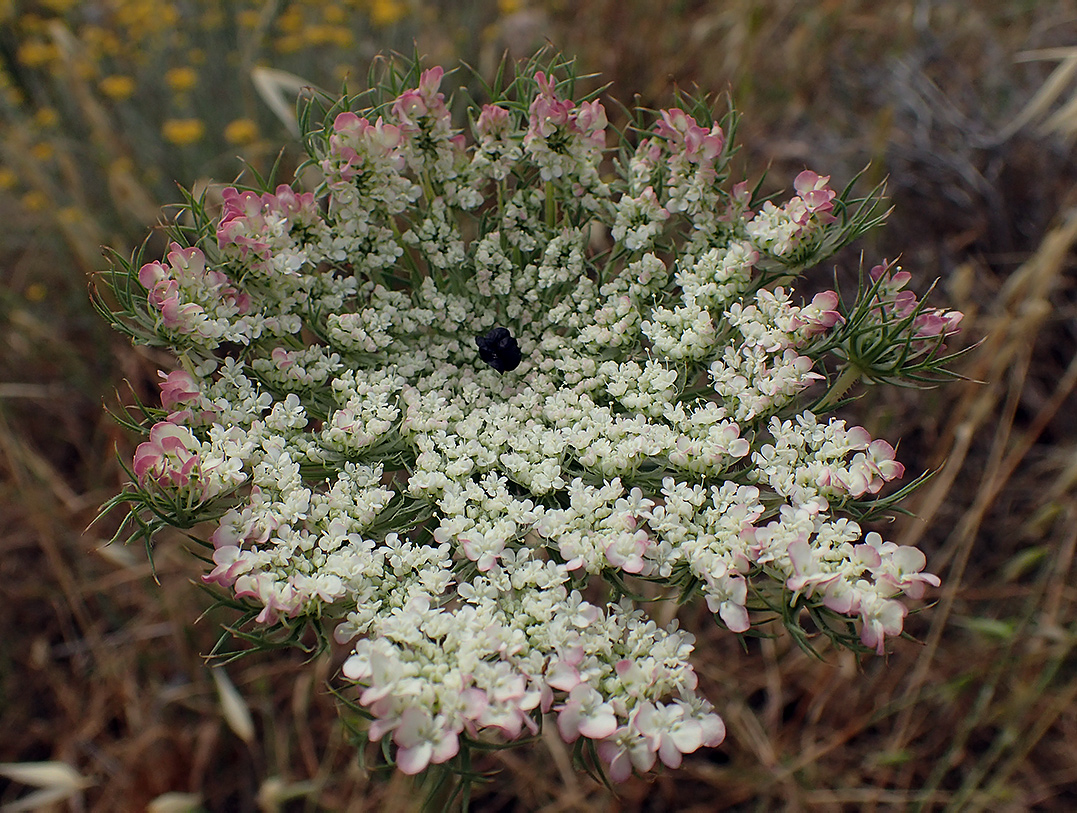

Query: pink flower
<box><xmin>822</xmin><ymin>579</ymin><xmax>861</xmax><ymax>615</ymax></box>
<box><xmin>391</xmin><ymin>68</ymin><xmax>450</xmax><ymax>133</ymax></box>
<box><xmin>459</xmin><ymin>530</ymin><xmax>505</xmax><ymax>572</ymax></box>
<box><xmin>702</xmin><ymin>570</ymin><xmax>750</xmax><ymax>632</ymax></box>
<box><xmin>527</xmin><ymin>71</ymin><xmax>574</xmax><ymax>140</ymax></box>
<box><xmin>633</xmin><ymin>702</ymin><xmax>707</xmax><ymax>770</ymax></box>
<box><xmin>845</xmin><ymin>425</ymin><xmax>873</xmax><ymax>449</ymax></box>
<box><xmin>867</xmin><ymin>439</ymin><xmax>904</xmax><ymax>480</ymax></box>
<box><xmin>869</xmin><ymin>260</ymin><xmax>912</xmax><ymax>292</ymax></box>
<box><xmin>389</xmin><ymin>66</ymin><xmax>450</xmax><ymax>132</ymax></box>
<box><xmin>133</xmin><ymin>421</ymin><xmax>200</xmax><ymax>488</ymax></box>
<box><xmin>852</xmin><ymin>539</ymin><xmax>884</xmax><ymax>570</ymax></box>
<box><xmin>158</xmin><ymin>369</ymin><xmax>201</xmax><ymax>411</ymax></box>
<box><xmin>418</xmin><ymin>65</ymin><xmax>445</xmax><ymax>99</ymax></box>
<box><xmin>603</xmin><ymin>528</ymin><xmax>649</xmax><ymax>573</ymax></box>
<box><xmin>158</xmin><ymin>368</ymin><xmax>216</xmax><ymax>423</ymax></box>
<box><xmin>841</xmin><ymin>438</ymin><xmax>904</xmax><ymax>497</ymax></box>
<box><xmin>545</xmin><ymin>648</ymin><xmax>584</xmax><ymax>692</ymax></box>
<box><xmin>233</xmin><ymin>572</ymin><xmax>302</xmax><ymax>625</ymax></box>
<box><xmin>165</xmin><ymin>243</ymin><xmax>207</xmax><ymax>282</ymax></box>
<box><xmin>699</xmin><ymin>711</ymin><xmax>726</xmax><ymax>747</ymax></box>
<box><xmin>139</xmin><ymin>242</ymin><xmax>248</xmax><ymax>331</ymax></box>
<box><xmin>797</xmin><ymin>290</ymin><xmax>844</xmax><ymax>335</ymax></box>
<box><xmin>202</xmin><ymin>545</ymin><xmax>253</xmax><ymax>587</ymax></box>
<box><xmin>597</xmin><ymin>724</ymin><xmax>656</xmax><ymax>781</ymax></box>
<box><xmin>329</xmin><ymin>114</ymin><xmax>405</xmax><ymax>175</ymax></box>
<box><xmin>786</xmin><ymin>538</ymin><xmax>840</xmax><ymax>602</ymax></box>
<box><xmin>217</xmin><ymin>184</ymin><xmax>320</xmax><ymax>259</ymax></box>
<box><xmin>912</xmin><ymin>308</ymin><xmax>964</xmax><ymax>342</ymax></box>
<box><xmin>866</xmin><ymin>260</ymin><xmax>964</xmax><ymax>355</ymax></box>
<box><xmin>794</xmin><ymin>169</ymin><xmax>836</xmax><ymax>220</ymax></box>
<box><xmin>556</xmin><ymin>684</ymin><xmax>618</xmax><ymax>742</ymax></box>
<box><xmin>655</xmin><ymin>108</ymin><xmax>724</xmax><ymax>164</ymax></box>
<box><xmin>137</xmin><ymin>260</ymin><xmax>168</xmax><ymax>290</ymax></box>
<box><xmin>477</xmin><ymin>673</ymin><xmax>541</xmax><ymax>738</ymax></box>
<box><xmin>217</xmin><ymin>189</ymin><xmax>270</xmax><ymax>256</ymax></box>
<box><xmin>574</xmin><ymin>98</ymin><xmax>608</xmax><ymax>148</ymax></box>
<box><xmin>331</xmin><ymin>111</ymin><xmax>362</xmax><ymax>133</ymax></box>
<box><xmin>859</xmin><ymin>593</ymin><xmax>908</xmax><ymax>655</ymax></box>
<box><xmin>393</xmin><ymin>708</ymin><xmax>460</xmax><ymax>775</ymax></box>
<box><xmin>143</xmin><ymin>277</ymin><xmax>200</xmax><ymax>328</ymax></box>
<box><xmin>265</xmin><ymin>184</ymin><xmax>313</xmax><ymax>217</ymax></box>
<box><xmin>393</xmin><ymin>89</ymin><xmax>428</xmax><ymax>124</ymax></box>
<box><xmin>270</xmin><ymin>346</ymin><xmax>294</xmax><ymax>371</ymax></box>
<box><xmin>476</xmin><ymin>103</ymin><xmax>511</xmax><ymax>138</ymax></box>
<box><xmin>878</xmin><ymin>545</ymin><xmax>941</xmax><ymax>600</ymax></box>
<box><xmin>720</xmin><ymin>179</ymin><xmax>753</xmax><ymax>222</ymax></box>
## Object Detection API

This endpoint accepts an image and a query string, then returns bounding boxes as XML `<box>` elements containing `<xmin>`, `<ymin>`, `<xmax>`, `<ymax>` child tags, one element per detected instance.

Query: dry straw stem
<box><xmin>251</xmin><ymin>67</ymin><xmax>320</xmax><ymax>137</ymax></box>
<box><xmin>0</xmin><ymin>760</ymin><xmax>93</xmax><ymax>812</ymax></box>
<box><xmin>882</xmin><ymin>203</ymin><xmax>1077</xmax><ymax>802</ymax></box>
<box><xmin>0</xmin><ymin>409</ymin><xmax>93</xmax><ymax>636</ymax></box>
<box><xmin>1004</xmin><ymin>47</ymin><xmax>1077</xmax><ymax>141</ymax></box>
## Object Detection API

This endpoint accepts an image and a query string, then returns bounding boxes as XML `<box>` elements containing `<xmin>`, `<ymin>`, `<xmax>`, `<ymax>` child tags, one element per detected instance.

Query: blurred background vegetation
<box><xmin>2</xmin><ymin>0</ymin><xmax>1077</xmax><ymax>810</ymax></box>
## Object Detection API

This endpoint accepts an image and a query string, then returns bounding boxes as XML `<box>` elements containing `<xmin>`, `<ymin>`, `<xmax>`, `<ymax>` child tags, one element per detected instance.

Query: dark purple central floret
<box><xmin>476</xmin><ymin>327</ymin><xmax>522</xmax><ymax>373</ymax></box>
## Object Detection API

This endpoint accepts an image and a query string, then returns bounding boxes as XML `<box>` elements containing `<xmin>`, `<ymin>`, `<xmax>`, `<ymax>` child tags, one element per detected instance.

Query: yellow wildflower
<box><xmin>304</xmin><ymin>24</ymin><xmax>353</xmax><ymax>48</ymax></box>
<box><xmin>75</xmin><ymin>59</ymin><xmax>96</xmax><ymax>80</ymax></box>
<box><xmin>22</xmin><ymin>190</ymin><xmax>48</xmax><ymax>211</ymax></box>
<box><xmin>16</xmin><ymin>40</ymin><xmax>58</xmax><ymax>69</ymax></box>
<box><xmin>237</xmin><ymin>10</ymin><xmax>262</xmax><ymax>28</ymax></box>
<box><xmin>165</xmin><ymin>66</ymin><xmax>198</xmax><ymax>93</ymax></box>
<box><xmin>25</xmin><ymin>283</ymin><xmax>48</xmax><ymax>303</ymax></box>
<box><xmin>34</xmin><ymin>107</ymin><xmax>59</xmax><ymax>128</ymax></box>
<box><xmin>100</xmin><ymin>75</ymin><xmax>137</xmax><ymax>100</ymax></box>
<box><xmin>277</xmin><ymin>7</ymin><xmax>303</xmax><ymax>34</ymax></box>
<box><xmin>17</xmin><ymin>14</ymin><xmax>46</xmax><ymax>35</ymax></box>
<box><xmin>57</xmin><ymin>206</ymin><xmax>82</xmax><ymax>224</ymax></box>
<box><xmin>274</xmin><ymin>35</ymin><xmax>303</xmax><ymax>54</ymax></box>
<box><xmin>369</xmin><ymin>0</ymin><xmax>407</xmax><ymax>27</ymax></box>
<box><xmin>0</xmin><ymin>168</ymin><xmax>18</xmax><ymax>189</ymax></box>
<box><xmin>82</xmin><ymin>26</ymin><xmax>122</xmax><ymax>59</ymax></box>
<box><xmin>110</xmin><ymin>156</ymin><xmax>134</xmax><ymax>173</ymax></box>
<box><xmin>41</xmin><ymin>0</ymin><xmax>79</xmax><ymax>12</ymax></box>
<box><xmin>162</xmin><ymin>118</ymin><xmax>205</xmax><ymax>146</ymax></box>
<box><xmin>30</xmin><ymin>142</ymin><xmax>54</xmax><ymax>162</ymax></box>
<box><xmin>224</xmin><ymin>118</ymin><xmax>259</xmax><ymax>146</ymax></box>
<box><xmin>201</xmin><ymin>8</ymin><xmax>224</xmax><ymax>29</ymax></box>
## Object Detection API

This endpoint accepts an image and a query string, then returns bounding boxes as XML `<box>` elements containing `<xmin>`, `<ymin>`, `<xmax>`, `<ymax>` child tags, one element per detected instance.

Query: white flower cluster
<box><xmin>752</xmin><ymin>411</ymin><xmax>906</xmax><ymax>506</ymax></box>
<box><xmin>113</xmin><ymin>60</ymin><xmax>954</xmax><ymax>783</ymax></box>
<box><xmin>340</xmin><ymin>555</ymin><xmax>722</xmax><ymax>779</ymax></box>
<box><xmin>744</xmin><ymin>170</ymin><xmax>838</xmax><ymax>262</ymax></box>
<box><xmin>250</xmin><ymin>346</ymin><xmax>341</xmax><ymax>390</ymax></box>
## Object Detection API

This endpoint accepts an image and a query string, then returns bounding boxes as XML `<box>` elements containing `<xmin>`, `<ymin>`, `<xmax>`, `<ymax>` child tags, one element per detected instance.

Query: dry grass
<box><xmin>2</xmin><ymin>1</ymin><xmax>1077</xmax><ymax>810</ymax></box>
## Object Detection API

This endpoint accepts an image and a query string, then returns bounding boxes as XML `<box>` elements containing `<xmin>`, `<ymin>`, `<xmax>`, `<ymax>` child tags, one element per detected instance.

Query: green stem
<box><xmin>420</xmin><ymin>169</ymin><xmax>436</xmax><ymax>207</ymax></box>
<box><xmin>544</xmin><ymin>180</ymin><xmax>556</xmax><ymax>229</ymax></box>
<box><xmin>391</xmin><ymin>219</ymin><xmax>423</xmax><ymax>289</ymax></box>
<box><xmin>815</xmin><ymin>364</ymin><xmax>862</xmax><ymax>412</ymax></box>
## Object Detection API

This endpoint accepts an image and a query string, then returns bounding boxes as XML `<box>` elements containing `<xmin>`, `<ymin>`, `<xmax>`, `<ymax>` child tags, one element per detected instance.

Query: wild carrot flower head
<box><xmin>97</xmin><ymin>53</ymin><xmax>962</xmax><ymax>786</ymax></box>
